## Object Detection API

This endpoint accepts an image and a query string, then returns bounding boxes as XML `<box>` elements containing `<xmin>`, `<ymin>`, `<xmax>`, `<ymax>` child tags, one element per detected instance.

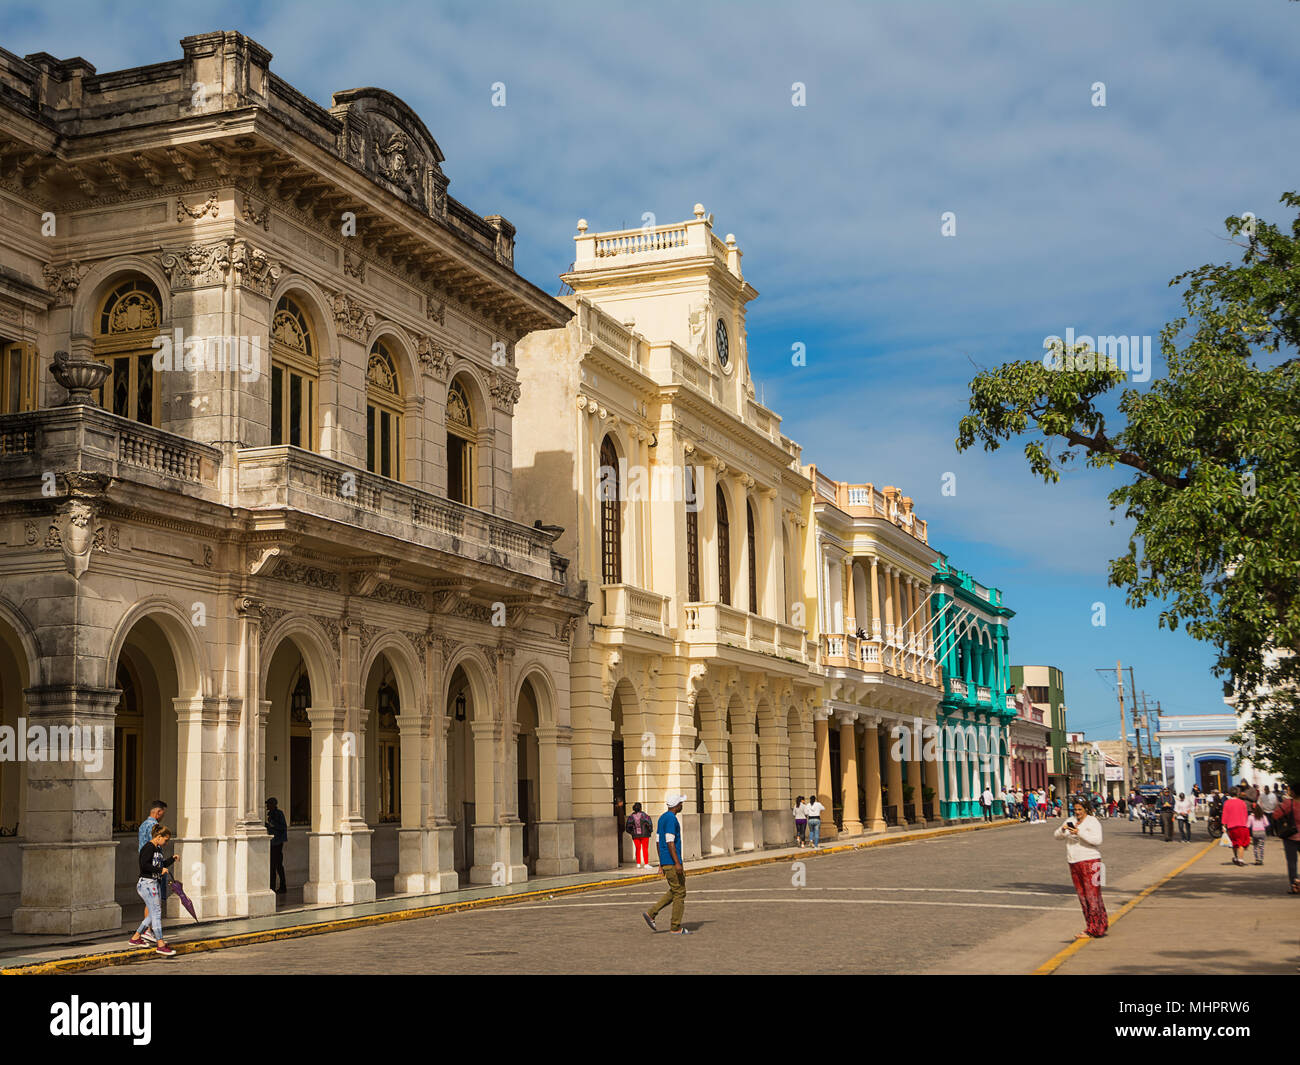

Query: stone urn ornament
<box><xmin>50</xmin><ymin>350</ymin><xmax>110</xmax><ymax>406</ymax></box>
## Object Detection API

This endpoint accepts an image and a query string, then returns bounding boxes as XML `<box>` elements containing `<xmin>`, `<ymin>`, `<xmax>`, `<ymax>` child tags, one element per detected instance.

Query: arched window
<box><xmin>366</xmin><ymin>339</ymin><xmax>402</xmax><ymax>480</ymax></box>
<box><xmin>685</xmin><ymin>464</ymin><xmax>700</xmax><ymax>602</ymax></box>
<box><xmin>446</xmin><ymin>377</ymin><xmax>476</xmax><ymax>506</ymax></box>
<box><xmin>271</xmin><ymin>295</ymin><xmax>317</xmax><ymax>449</ymax></box>
<box><xmin>599</xmin><ymin>435</ymin><xmax>622</xmax><ymax>586</ymax></box>
<box><xmin>94</xmin><ymin>277</ymin><xmax>162</xmax><ymax>425</ymax></box>
<box><xmin>717</xmin><ymin>485</ymin><xmax>731</xmax><ymax>606</ymax></box>
<box><xmin>112</xmin><ymin>660</ymin><xmax>142</xmax><ymax>832</ymax></box>
<box><xmin>747</xmin><ymin>501</ymin><xmax>758</xmax><ymax>615</ymax></box>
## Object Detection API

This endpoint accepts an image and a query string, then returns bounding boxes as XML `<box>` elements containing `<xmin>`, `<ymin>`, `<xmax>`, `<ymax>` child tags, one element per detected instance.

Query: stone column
<box><xmin>844</xmin><ymin>558</ymin><xmax>857</xmax><ymax>634</ymax></box>
<box><xmin>531</xmin><ymin>724</ymin><xmax>579</xmax><ymax>876</ymax></box>
<box><xmin>13</xmin><ymin>684</ymin><xmax>121</xmax><ymax>935</ymax></box>
<box><xmin>837</xmin><ymin>712</ymin><xmax>861</xmax><ymax>835</ymax></box>
<box><xmin>813</xmin><ymin>709</ymin><xmax>836</xmax><ymax>840</ymax></box>
<box><xmin>758</xmin><ymin>730</ymin><xmax>788</xmax><ymax>846</ymax></box>
<box><xmin>173</xmin><ymin>694</ymin><xmax>224</xmax><ymax>919</ymax></box>
<box><xmin>884</xmin><ymin>719</ymin><xmax>904</xmax><ymax>825</ymax></box>
<box><xmin>883</xmin><ymin>565</ymin><xmax>895</xmax><ymax>644</ymax></box>
<box><xmin>862</xmin><ymin>719</ymin><xmax>885</xmax><ymax>831</ymax></box>
<box><xmin>869</xmin><ymin>557</ymin><xmax>882</xmax><ymax>640</ymax></box>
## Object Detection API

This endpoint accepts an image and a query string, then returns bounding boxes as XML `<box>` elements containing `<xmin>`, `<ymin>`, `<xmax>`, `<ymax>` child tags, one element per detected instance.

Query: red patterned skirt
<box><xmin>1069</xmin><ymin>858</ymin><xmax>1108</xmax><ymax>937</ymax></box>
<box><xmin>1227</xmin><ymin>825</ymin><xmax>1251</xmax><ymax>849</ymax></box>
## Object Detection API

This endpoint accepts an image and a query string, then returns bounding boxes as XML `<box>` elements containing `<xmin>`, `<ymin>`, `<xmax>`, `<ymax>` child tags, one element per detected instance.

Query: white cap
<box><xmin>665</xmin><ymin>794</ymin><xmax>688</xmax><ymax>808</ymax></box>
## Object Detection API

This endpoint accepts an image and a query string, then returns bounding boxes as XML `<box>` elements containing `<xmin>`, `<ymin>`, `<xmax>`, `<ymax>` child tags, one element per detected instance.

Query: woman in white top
<box><xmin>1174</xmin><ymin>792</ymin><xmax>1193</xmax><ymax>842</ymax></box>
<box><xmin>1054</xmin><ymin>798</ymin><xmax>1108</xmax><ymax>939</ymax></box>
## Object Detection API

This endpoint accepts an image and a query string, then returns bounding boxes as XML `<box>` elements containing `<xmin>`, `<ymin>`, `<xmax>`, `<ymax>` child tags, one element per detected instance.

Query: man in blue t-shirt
<box><xmin>642</xmin><ymin>794</ymin><xmax>690</xmax><ymax>934</ymax></box>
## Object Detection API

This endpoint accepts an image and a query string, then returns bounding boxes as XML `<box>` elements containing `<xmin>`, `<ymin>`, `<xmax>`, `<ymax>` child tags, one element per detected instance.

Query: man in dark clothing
<box><xmin>1159</xmin><ymin>789</ymin><xmax>1175</xmax><ymax>842</ymax></box>
<box><xmin>265</xmin><ymin>797</ymin><xmax>288</xmax><ymax>894</ymax></box>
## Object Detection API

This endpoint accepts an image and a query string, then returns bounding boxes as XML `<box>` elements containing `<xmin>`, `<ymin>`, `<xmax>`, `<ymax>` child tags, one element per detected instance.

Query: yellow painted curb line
<box><xmin>2</xmin><ymin>817</ymin><xmax>1016</xmax><ymax>975</ymax></box>
<box><xmin>1034</xmin><ymin>839</ymin><xmax>1218</xmax><ymax>975</ymax></box>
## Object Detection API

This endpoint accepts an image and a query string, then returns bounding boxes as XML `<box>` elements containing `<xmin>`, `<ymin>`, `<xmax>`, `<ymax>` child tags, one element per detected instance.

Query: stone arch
<box><xmin>0</xmin><ymin>598</ymin><xmax>37</xmax><ymax>838</ymax></box>
<box><xmin>268</xmin><ymin>273</ymin><xmax>340</xmax><ymax>359</ymax></box>
<box><xmin>512</xmin><ymin>662</ymin><xmax>557</xmax><ymax>727</ymax></box>
<box><xmin>0</xmin><ymin>594</ymin><xmax>42</xmax><ymax>685</ymax></box>
<box><xmin>260</xmin><ymin>616</ymin><xmax>339</xmax><ymax>713</ymax></box>
<box><xmin>442</xmin><ymin>644</ymin><xmax>496</xmax><ymax>720</ymax></box>
<box><xmin>105</xmin><ymin>596</ymin><xmax>210</xmax><ymax>699</ymax></box>
<box><xmin>362</xmin><ymin>323</ymin><xmax>422</xmax><ymax>403</ymax></box>
<box><xmin>71</xmin><ymin>257</ymin><xmax>173</xmax><ymax>344</ymax></box>
<box><xmin>359</xmin><ymin>632</ymin><xmax>424</xmax><ymax>725</ymax></box>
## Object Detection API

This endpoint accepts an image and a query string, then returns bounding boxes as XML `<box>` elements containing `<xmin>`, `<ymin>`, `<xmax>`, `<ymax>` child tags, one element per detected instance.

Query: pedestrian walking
<box><xmin>626</xmin><ymin>801</ymin><xmax>654</xmax><ymax>868</ymax></box>
<box><xmin>1027</xmin><ymin>789</ymin><xmax>1039</xmax><ymax>823</ymax></box>
<box><xmin>1221</xmin><ymin>786</ymin><xmax>1251</xmax><ymax>866</ymax></box>
<box><xmin>980</xmin><ymin>786</ymin><xmax>993</xmax><ymax>823</ymax></box>
<box><xmin>1175</xmin><ymin>792</ymin><xmax>1192</xmax><ymax>842</ymax></box>
<box><xmin>1259</xmin><ymin>785</ymin><xmax>1279</xmax><ymax>836</ymax></box>
<box><xmin>1247</xmin><ymin>805</ymin><xmax>1269</xmax><ymax>866</ymax></box>
<box><xmin>128</xmin><ymin>824</ymin><xmax>178</xmax><ymax>956</ymax></box>
<box><xmin>806</xmin><ymin>794</ymin><xmax>825</xmax><ymax>847</ymax></box>
<box><xmin>1159</xmin><ymin>789</ymin><xmax>1175</xmax><ymax>842</ymax></box>
<box><xmin>1269</xmin><ymin>782</ymin><xmax>1299</xmax><ymax>894</ymax></box>
<box><xmin>1054</xmin><ymin>798</ymin><xmax>1108</xmax><ymax>939</ymax></box>
<box><xmin>642</xmin><ymin>795</ymin><xmax>689</xmax><ymax>934</ymax></box>
<box><xmin>265</xmin><ymin>796</ymin><xmax>288</xmax><ymax>894</ymax></box>
<box><xmin>1238</xmin><ymin>778</ymin><xmax>1260</xmax><ymax>804</ymax></box>
<box><xmin>135</xmin><ymin>799</ymin><xmax>169</xmax><ymax>939</ymax></box>
<box><xmin>793</xmin><ymin>796</ymin><xmax>808</xmax><ymax>847</ymax></box>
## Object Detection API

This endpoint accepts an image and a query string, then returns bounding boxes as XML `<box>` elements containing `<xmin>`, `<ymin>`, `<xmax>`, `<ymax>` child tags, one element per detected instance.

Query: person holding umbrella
<box><xmin>129</xmin><ymin>824</ymin><xmax>178</xmax><ymax>956</ymax></box>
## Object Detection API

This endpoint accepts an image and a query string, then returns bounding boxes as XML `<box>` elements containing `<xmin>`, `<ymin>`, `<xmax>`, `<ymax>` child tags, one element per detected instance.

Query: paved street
<box><xmin>93</xmin><ymin>819</ymin><xmax>1212</xmax><ymax>975</ymax></box>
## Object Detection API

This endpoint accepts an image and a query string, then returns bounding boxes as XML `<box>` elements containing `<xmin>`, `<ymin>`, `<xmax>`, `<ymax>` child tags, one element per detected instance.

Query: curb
<box><xmin>1033</xmin><ymin>838</ymin><xmax>1218</xmax><ymax>975</ymax></box>
<box><xmin>2</xmin><ymin>817</ymin><xmax>1017</xmax><ymax>975</ymax></box>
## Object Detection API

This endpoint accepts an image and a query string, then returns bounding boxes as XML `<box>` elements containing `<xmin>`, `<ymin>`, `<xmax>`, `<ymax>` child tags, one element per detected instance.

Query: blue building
<box><xmin>929</xmin><ymin>557</ymin><xmax>1017</xmax><ymax>820</ymax></box>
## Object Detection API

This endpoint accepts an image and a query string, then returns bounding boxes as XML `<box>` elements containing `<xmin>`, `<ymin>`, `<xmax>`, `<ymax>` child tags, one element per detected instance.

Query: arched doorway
<box><xmin>610</xmin><ymin>679</ymin><xmax>640</xmax><ymax>866</ymax></box>
<box><xmin>517</xmin><ymin>677</ymin><xmax>541</xmax><ymax>874</ymax></box>
<box><xmin>364</xmin><ymin>652</ymin><xmax>402</xmax><ymax>894</ymax></box>
<box><xmin>265</xmin><ymin>640</ymin><xmax>314</xmax><ymax>837</ymax></box>
<box><xmin>446</xmin><ymin>664</ymin><xmax>476</xmax><ymax>877</ymax></box>
<box><xmin>0</xmin><ymin>615</ymin><xmax>31</xmax><ymax>843</ymax></box>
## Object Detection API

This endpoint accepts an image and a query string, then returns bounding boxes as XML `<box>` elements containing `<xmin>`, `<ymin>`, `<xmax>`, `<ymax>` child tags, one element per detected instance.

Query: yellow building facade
<box><xmin>514</xmin><ymin>208</ymin><xmax>822</xmax><ymax>869</ymax></box>
<box><xmin>806</xmin><ymin>473</ymin><xmax>944</xmax><ymax>837</ymax></box>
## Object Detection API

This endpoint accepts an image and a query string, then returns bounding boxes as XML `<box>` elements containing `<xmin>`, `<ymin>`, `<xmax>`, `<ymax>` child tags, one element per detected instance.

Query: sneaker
<box><xmin>143</xmin><ymin>929</ymin><xmax>157</xmax><ymax>943</ymax></box>
<box><xmin>670</xmin><ymin>928</ymin><xmax>692</xmax><ymax>935</ymax></box>
<box><xmin>642</xmin><ymin>912</ymin><xmax>656</xmax><ymax>931</ymax></box>
<box><xmin>154</xmin><ymin>945</ymin><xmax>177</xmax><ymax>957</ymax></box>
<box><xmin>127</xmin><ymin>935</ymin><xmax>147</xmax><ymax>946</ymax></box>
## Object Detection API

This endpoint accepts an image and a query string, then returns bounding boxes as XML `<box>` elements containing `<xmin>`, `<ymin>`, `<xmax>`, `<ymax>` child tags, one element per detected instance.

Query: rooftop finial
<box><xmin>693</xmin><ymin>203</ymin><xmax>705</xmax><ymax>219</ymax></box>
<box><xmin>576</xmin><ymin>218</ymin><xmax>588</xmax><ymax>233</ymax></box>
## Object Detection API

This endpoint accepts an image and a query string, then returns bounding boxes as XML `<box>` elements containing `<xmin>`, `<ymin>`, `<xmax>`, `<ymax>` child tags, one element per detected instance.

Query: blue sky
<box><xmin>6</xmin><ymin>0</ymin><xmax>1297</xmax><ymax>739</ymax></box>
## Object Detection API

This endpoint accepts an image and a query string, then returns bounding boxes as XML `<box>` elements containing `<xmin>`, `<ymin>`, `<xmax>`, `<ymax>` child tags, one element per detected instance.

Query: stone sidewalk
<box><xmin>0</xmin><ymin>817</ymin><xmax>1014</xmax><ymax>973</ymax></box>
<box><xmin>1049</xmin><ymin>832</ymin><xmax>1298</xmax><ymax>975</ymax></box>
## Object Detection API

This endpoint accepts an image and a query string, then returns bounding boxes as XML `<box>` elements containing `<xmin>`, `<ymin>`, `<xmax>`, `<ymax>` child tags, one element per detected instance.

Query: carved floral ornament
<box><xmin>489</xmin><ymin>372</ymin><xmax>521</xmax><ymax>413</ymax></box>
<box><xmin>328</xmin><ymin>290</ymin><xmax>377</xmax><ymax>342</ymax></box>
<box><xmin>176</xmin><ymin>192</ymin><xmax>220</xmax><ymax>222</ymax></box>
<box><xmin>42</xmin><ymin>261</ymin><xmax>85</xmax><ymax>307</ymax></box>
<box><xmin>415</xmin><ymin>334</ymin><xmax>453</xmax><ymax>378</ymax></box>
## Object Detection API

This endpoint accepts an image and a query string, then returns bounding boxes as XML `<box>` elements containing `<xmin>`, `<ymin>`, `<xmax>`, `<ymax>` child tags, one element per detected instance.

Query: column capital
<box><xmin>834</xmin><ymin>709</ymin><xmax>858</xmax><ymax>728</ymax></box>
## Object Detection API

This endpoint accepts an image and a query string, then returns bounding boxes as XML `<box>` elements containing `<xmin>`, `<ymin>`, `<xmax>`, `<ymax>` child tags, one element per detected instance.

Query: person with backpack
<box><xmin>1269</xmin><ymin>782</ymin><xmax>1299</xmax><ymax>894</ymax></box>
<box><xmin>129</xmin><ymin>824</ymin><xmax>178</xmax><ymax>956</ymax></box>
<box><xmin>625</xmin><ymin>801</ymin><xmax>654</xmax><ymax>868</ymax></box>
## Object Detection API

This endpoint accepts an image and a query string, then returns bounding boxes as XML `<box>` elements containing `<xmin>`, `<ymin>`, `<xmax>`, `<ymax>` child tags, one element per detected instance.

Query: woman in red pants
<box><xmin>626</xmin><ymin>802</ymin><xmax>654</xmax><ymax>868</ymax></box>
<box><xmin>1055</xmin><ymin>798</ymin><xmax>1108</xmax><ymax>939</ymax></box>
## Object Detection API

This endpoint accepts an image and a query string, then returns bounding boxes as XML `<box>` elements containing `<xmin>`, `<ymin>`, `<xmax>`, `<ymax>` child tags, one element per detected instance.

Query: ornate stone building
<box><xmin>0</xmin><ymin>33</ymin><xmax>582</xmax><ymax>934</ymax></box>
<box><xmin>513</xmin><ymin>209</ymin><xmax>821</xmax><ymax>869</ymax></box>
<box><xmin>806</xmin><ymin>473</ymin><xmax>943</xmax><ymax>836</ymax></box>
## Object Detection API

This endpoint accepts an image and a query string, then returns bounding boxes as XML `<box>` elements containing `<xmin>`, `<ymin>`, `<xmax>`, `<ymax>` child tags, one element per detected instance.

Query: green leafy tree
<box><xmin>956</xmin><ymin>192</ymin><xmax>1300</xmax><ymax>785</ymax></box>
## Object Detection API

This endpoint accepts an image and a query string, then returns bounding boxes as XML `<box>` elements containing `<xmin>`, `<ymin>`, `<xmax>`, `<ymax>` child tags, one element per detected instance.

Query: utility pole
<box><xmin>1117</xmin><ymin>660</ymin><xmax>1130</xmax><ymax>795</ymax></box>
<box><xmin>1127</xmin><ymin>667</ymin><xmax>1141</xmax><ymax>783</ymax></box>
<box><xmin>1150</xmin><ymin>698</ymin><xmax>1161</xmax><ymax>787</ymax></box>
